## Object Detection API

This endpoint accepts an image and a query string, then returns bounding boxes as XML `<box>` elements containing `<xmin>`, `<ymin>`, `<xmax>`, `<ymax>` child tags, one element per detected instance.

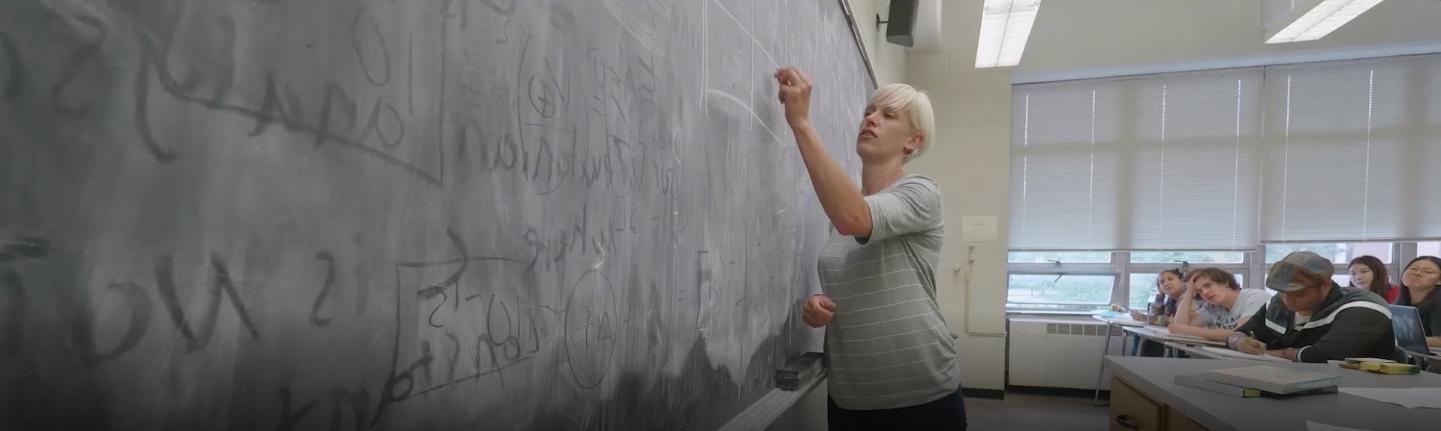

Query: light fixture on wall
<box><xmin>1265</xmin><ymin>0</ymin><xmax>1386</xmax><ymax>44</ymax></box>
<box><xmin>975</xmin><ymin>0</ymin><xmax>1042</xmax><ymax>68</ymax></box>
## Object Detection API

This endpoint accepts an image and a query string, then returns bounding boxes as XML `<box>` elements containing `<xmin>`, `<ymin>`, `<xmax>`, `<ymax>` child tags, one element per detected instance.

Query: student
<box><xmin>1349</xmin><ymin>255</ymin><xmax>1399</xmax><ymax>303</ymax></box>
<box><xmin>1135</xmin><ymin>269</ymin><xmax>1186</xmax><ymax>322</ymax></box>
<box><xmin>1395</xmin><ymin>256</ymin><xmax>1441</xmax><ymax>348</ymax></box>
<box><xmin>1118</xmin><ymin>269</ymin><xmax>1188</xmax><ymax>356</ymax></box>
<box><xmin>1168</xmin><ymin>268</ymin><xmax>1267</xmax><ymax>341</ymax></box>
<box><xmin>1111</xmin><ymin>269</ymin><xmax>1187</xmax><ymax>322</ymax></box>
<box><xmin>779</xmin><ymin>68</ymin><xmax>964</xmax><ymax>430</ymax></box>
<box><xmin>1228</xmin><ymin>251</ymin><xmax>1395</xmax><ymax>362</ymax></box>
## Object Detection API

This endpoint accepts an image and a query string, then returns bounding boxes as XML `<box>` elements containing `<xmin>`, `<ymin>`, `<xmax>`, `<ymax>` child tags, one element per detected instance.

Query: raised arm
<box><xmin>775</xmin><ymin>67</ymin><xmax>872</xmax><ymax>237</ymax></box>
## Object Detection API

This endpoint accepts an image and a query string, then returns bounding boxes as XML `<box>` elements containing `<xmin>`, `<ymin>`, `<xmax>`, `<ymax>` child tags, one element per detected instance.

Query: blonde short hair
<box><xmin>869</xmin><ymin>83</ymin><xmax>936</xmax><ymax>163</ymax></box>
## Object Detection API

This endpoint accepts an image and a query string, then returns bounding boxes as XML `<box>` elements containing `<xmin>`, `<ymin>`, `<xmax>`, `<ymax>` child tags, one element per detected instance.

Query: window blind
<box><xmin>1262</xmin><ymin>55</ymin><xmax>1441</xmax><ymax>242</ymax></box>
<box><xmin>1010</xmin><ymin>69</ymin><xmax>1263</xmax><ymax>251</ymax></box>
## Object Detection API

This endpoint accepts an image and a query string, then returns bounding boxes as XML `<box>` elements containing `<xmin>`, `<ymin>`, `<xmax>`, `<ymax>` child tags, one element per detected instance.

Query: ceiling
<box><xmin>1004</xmin><ymin>0</ymin><xmax>1441</xmax><ymax>83</ymax></box>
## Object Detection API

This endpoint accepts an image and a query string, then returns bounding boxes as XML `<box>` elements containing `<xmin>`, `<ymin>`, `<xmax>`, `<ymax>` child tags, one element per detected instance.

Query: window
<box><xmin>1007</xmin><ymin>274</ymin><xmax>1114</xmax><ymax>312</ymax></box>
<box><xmin>1420</xmin><ymin>242</ymin><xmax>1441</xmax><ymax>258</ymax></box>
<box><xmin>1007</xmin><ymin>53</ymin><xmax>1441</xmax><ymax>312</ymax></box>
<box><xmin>1127</xmin><ymin>273</ymin><xmax>1160</xmax><ymax>310</ymax></box>
<box><xmin>1263</xmin><ymin>56</ymin><xmax>1441</xmax><ymax>242</ymax></box>
<box><xmin>1009</xmin><ymin>250</ymin><xmax>1252</xmax><ymax>312</ymax></box>
<box><xmin>1007</xmin><ymin>252</ymin><xmax>1115</xmax><ymax>312</ymax></box>
<box><xmin>1263</xmin><ymin>242</ymin><xmax>1392</xmax><ymax>263</ymax></box>
<box><xmin>1007</xmin><ymin>251</ymin><xmax>1111</xmax><ymax>263</ymax></box>
<box><xmin>1010</xmin><ymin>69</ymin><xmax>1261</xmax><ymax>251</ymax></box>
<box><xmin>1130</xmin><ymin>251</ymin><xmax>1245</xmax><ymax>264</ymax></box>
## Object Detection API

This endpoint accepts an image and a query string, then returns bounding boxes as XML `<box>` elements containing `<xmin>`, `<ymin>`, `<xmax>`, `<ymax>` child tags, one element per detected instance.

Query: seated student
<box><xmin>1349</xmin><ymin>255</ymin><xmax>1400</xmax><ymax>304</ymax></box>
<box><xmin>1228</xmin><ymin>251</ymin><xmax>1395</xmax><ymax>362</ymax></box>
<box><xmin>1112</xmin><ymin>269</ymin><xmax>1186</xmax><ymax>323</ymax></box>
<box><xmin>1168</xmin><ymin>268</ymin><xmax>1267</xmax><ymax>341</ymax></box>
<box><xmin>1396</xmin><ymin>256</ymin><xmax>1441</xmax><ymax>348</ymax></box>
<box><xmin>1119</xmin><ymin>269</ymin><xmax>1187</xmax><ymax>357</ymax></box>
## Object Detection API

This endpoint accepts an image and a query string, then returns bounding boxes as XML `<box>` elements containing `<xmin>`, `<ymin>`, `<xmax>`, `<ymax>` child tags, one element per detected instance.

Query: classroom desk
<box><xmin>1161</xmin><ymin>341</ymin><xmax>1288</xmax><ymax>362</ymax></box>
<box><xmin>1122</xmin><ymin>326</ymin><xmax>1225</xmax><ymax>358</ymax></box>
<box><xmin>1105</xmin><ymin>356</ymin><xmax>1441</xmax><ymax>431</ymax></box>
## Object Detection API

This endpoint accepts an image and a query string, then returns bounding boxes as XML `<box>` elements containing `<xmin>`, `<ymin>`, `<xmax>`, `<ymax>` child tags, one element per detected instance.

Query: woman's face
<box><xmin>1401</xmin><ymin>259</ymin><xmax>1441</xmax><ymax>289</ymax></box>
<box><xmin>856</xmin><ymin>103</ymin><xmax>919</xmax><ymax>163</ymax></box>
<box><xmin>1158</xmin><ymin>272</ymin><xmax>1184</xmax><ymax>297</ymax></box>
<box><xmin>1349</xmin><ymin>263</ymin><xmax>1375</xmax><ymax>289</ymax></box>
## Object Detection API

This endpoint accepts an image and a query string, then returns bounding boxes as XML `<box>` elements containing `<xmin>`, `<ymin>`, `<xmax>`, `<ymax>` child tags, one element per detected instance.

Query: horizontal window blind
<box><xmin>1011</xmin><ymin>69</ymin><xmax>1262</xmax><ymax>251</ymax></box>
<box><xmin>1262</xmin><ymin>55</ymin><xmax>1441</xmax><ymax>242</ymax></box>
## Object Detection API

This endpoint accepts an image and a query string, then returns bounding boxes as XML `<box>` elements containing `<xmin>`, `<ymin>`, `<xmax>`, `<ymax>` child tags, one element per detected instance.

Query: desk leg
<box><xmin>1092</xmin><ymin>324</ymin><xmax>1115</xmax><ymax>406</ymax></box>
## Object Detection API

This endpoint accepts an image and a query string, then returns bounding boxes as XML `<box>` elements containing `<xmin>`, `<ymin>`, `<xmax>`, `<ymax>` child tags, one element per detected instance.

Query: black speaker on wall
<box><xmin>885</xmin><ymin>0</ymin><xmax>919</xmax><ymax>47</ymax></box>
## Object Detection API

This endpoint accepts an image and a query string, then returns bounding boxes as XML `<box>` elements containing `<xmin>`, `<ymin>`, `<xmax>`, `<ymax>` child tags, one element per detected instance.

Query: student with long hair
<box><xmin>1396</xmin><ymin>256</ymin><xmax>1441</xmax><ymax>348</ymax></box>
<box><xmin>1121</xmin><ymin>269</ymin><xmax>1187</xmax><ymax>356</ymax></box>
<box><xmin>1349</xmin><ymin>255</ymin><xmax>1399</xmax><ymax>303</ymax></box>
<box><xmin>1141</xmin><ymin>269</ymin><xmax>1186</xmax><ymax>322</ymax></box>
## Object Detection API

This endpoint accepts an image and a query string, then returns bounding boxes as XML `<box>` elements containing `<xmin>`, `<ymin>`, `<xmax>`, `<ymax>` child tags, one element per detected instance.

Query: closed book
<box><xmin>1175</xmin><ymin>373</ymin><xmax>1260</xmax><ymax>398</ymax></box>
<box><xmin>1261</xmin><ymin>386</ymin><xmax>1338</xmax><ymax>398</ymax></box>
<box><xmin>1366</xmin><ymin>362</ymin><xmax>1420</xmax><ymax>375</ymax></box>
<box><xmin>1203</xmin><ymin>365</ymin><xmax>1340</xmax><ymax>395</ymax></box>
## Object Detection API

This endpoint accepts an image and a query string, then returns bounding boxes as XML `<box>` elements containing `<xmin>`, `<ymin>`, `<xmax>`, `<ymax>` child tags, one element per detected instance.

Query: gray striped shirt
<box><xmin>819</xmin><ymin>175</ymin><xmax>959</xmax><ymax>410</ymax></box>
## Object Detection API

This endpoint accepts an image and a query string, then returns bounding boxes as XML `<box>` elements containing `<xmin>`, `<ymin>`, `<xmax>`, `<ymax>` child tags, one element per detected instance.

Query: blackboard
<box><xmin>0</xmin><ymin>0</ymin><xmax>874</xmax><ymax>429</ymax></box>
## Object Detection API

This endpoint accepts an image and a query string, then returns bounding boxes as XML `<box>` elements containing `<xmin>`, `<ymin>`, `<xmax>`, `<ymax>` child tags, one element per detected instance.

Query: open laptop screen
<box><xmin>1389</xmin><ymin>305</ymin><xmax>1432</xmax><ymax>356</ymax></box>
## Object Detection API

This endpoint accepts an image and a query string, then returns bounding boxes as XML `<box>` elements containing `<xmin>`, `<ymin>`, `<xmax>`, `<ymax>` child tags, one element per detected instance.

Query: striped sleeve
<box><xmin>863</xmin><ymin>176</ymin><xmax>942</xmax><ymax>242</ymax></box>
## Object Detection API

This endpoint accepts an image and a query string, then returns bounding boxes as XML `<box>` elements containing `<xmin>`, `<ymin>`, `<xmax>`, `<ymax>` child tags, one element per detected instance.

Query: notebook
<box><xmin>1203</xmin><ymin>365</ymin><xmax>1340</xmax><ymax>395</ymax></box>
<box><xmin>1175</xmin><ymin>373</ymin><xmax>1260</xmax><ymax>398</ymax></box>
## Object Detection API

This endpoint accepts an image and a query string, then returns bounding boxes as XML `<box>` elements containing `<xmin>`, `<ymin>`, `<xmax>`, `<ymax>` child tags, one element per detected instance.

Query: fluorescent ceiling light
<box><xmin>1266</xmin><ymin>0</ymin><xmax>1385</xmax><ymax>44</ymax></box>
<box><xmin>975</xmin><ymin>0</ymin><xmax>1042</xmax><ymax>68</ymax></box>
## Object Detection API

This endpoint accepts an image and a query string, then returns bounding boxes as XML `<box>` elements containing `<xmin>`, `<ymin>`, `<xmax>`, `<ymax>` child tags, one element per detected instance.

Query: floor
<box><xmin>964</xmin><ymin>391</ymin><xmax>1110</xmax><ymax>431</ymax></box>
<box><xmin>767</xmin><ymin>386</ymin><xmax>1111</xmax><ymax>431</ymax></box>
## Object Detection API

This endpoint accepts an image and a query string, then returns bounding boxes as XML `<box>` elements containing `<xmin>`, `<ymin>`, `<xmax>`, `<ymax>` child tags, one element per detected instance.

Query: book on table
<box><xmin>1175</xmin><ymin>373</ymin><xmax>1261</xmax><ymax>398</ymax></box>
<box><xmin>1202</xmin><ymin>365</ymin><xmax>1340</xmax><ymax>395</ymax></box>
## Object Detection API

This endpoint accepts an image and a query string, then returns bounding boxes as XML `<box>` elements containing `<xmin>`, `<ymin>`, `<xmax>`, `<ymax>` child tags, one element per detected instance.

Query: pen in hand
<box><xmin>1237</xmin><ymin>330</ymin><xmax>1267</xmax><ymax>354</ymax></box>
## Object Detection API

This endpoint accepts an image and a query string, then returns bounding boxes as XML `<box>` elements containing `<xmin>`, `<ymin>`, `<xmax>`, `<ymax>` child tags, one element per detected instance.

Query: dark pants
<box><xmin>826</xmin><ymin>387</ymin><xmax>967</xmax><ymax>431</ymax></box>
<box><xmin>1136</xmin><ymin>339</ymin><xmax>1166</xmax><ymax>357</ymax></box>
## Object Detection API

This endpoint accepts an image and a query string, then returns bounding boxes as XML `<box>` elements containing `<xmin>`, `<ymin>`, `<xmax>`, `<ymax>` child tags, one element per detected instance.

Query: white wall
<box><xmin>903</xmin><ymin>0</ymin><xmax>1012</xmax><ymax>391</ymax></box>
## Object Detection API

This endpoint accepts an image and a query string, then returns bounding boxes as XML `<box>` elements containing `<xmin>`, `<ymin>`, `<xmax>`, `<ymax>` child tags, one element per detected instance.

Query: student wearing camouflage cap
<box><xmin>1227</xmin><ymin>251</ymin><xmax>1396</xmax><ymax>362</ymax></box>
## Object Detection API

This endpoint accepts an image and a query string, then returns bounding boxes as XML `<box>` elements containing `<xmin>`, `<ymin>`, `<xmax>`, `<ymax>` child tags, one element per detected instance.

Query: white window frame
<box><xmin>1006</xmin><ymin>242</ymin><xmax>1418</xmax><ymax>313</ymax></box>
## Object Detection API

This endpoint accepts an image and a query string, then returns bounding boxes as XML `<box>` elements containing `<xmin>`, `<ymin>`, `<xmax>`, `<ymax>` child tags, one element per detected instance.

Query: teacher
<box><xmin>777</xmin><ymin>67</ymin><xmax>964</xmax><ymax>431</ymax></box>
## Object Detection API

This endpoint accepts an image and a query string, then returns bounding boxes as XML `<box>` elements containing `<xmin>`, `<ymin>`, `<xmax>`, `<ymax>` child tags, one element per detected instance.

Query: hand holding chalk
<box><xmin>775</xmin><ymin>67</ymin><xmax>813</xmax><ymax>129</ymax></box>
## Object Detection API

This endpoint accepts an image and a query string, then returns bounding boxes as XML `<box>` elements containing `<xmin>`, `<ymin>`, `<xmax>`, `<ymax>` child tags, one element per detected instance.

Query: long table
<box><xmin>1106</xmin><ymin>356</ymin><xmax>1441</xmax><ymax>431</ymax></box>
<box><xmin>1091</xmin><ymin>315</ymin><xmax>1279</xmax><ymax>406</ymax></box>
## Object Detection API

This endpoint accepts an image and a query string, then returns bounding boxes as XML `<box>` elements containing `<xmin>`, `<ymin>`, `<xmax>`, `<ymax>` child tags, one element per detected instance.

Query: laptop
<box><xmin>1387</xmin><ymin>305</ymin><xmax>1441</xmax><ymax>360</ymax></box>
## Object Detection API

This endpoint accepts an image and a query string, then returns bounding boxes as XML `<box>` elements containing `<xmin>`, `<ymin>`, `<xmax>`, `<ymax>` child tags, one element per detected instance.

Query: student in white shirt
<box><xmin>1169</xmin><ymin>268</ymin><xmax>1268</xmax><ymax>341</ymax></box>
